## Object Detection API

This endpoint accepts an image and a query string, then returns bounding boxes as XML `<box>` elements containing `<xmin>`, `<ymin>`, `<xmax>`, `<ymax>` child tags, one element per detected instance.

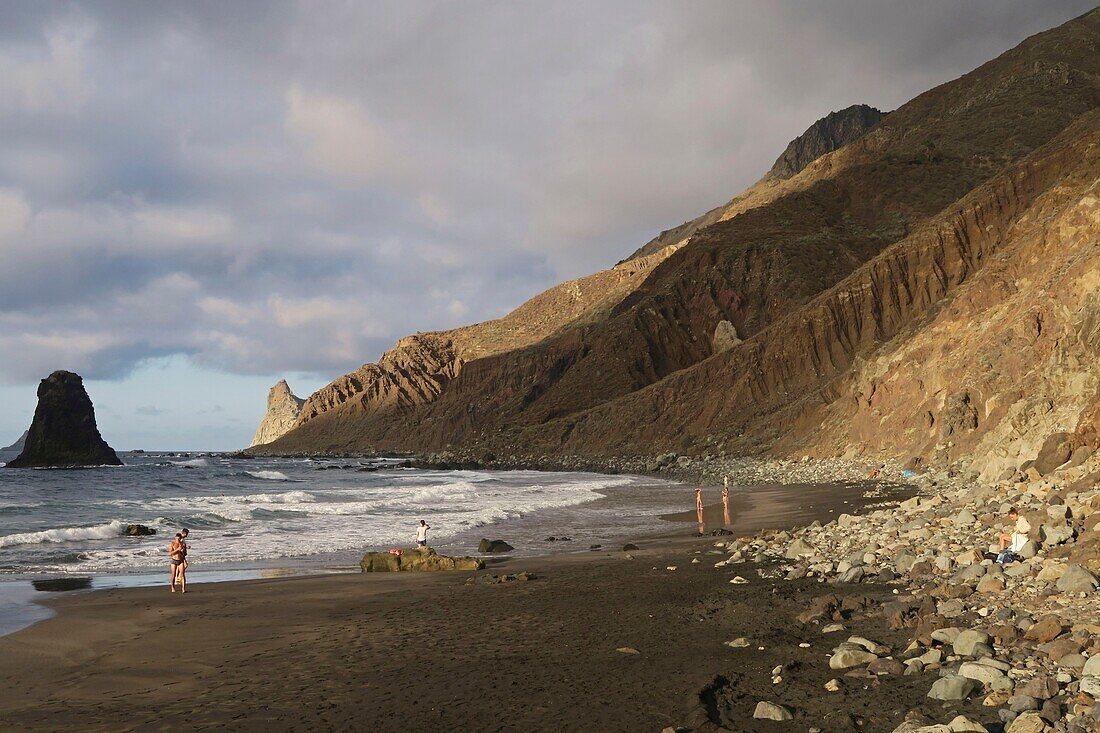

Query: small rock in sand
<box><xmin>615</xmin><ymin>647</ymin><xmax>640</xmax><ymax>655</ymax></box>
<box><xmin>725</xmin><ymin>638</ymin><xmax>751</xmax><ymax>648</ymax></box>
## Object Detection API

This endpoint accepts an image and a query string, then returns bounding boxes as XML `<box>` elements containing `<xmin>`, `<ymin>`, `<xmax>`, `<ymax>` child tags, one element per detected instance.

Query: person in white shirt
<box><xmin>999</xmin><ymin>508</ymin><xmax>1031</xmax><ymax>552</ymax></box>
<box><xmin>415</xmin><ymin>519</ymin><xmax>431</xmax><ymax>547</ymax></box>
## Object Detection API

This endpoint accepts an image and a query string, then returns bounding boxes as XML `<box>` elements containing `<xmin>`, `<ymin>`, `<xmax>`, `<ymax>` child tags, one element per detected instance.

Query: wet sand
<box><xmin>0</xmin><ymin>480</ymin><xmax>919</xmax><ymax>732</ymax></box>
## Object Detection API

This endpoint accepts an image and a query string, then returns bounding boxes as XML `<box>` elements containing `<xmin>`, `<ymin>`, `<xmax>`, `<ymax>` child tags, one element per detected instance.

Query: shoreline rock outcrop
<box><xmin>359</xmin><ymin>547</ymin><xmax>484</xmax><ymax>572</ymax></box>
<box><xmin>249</xmin><ymin>380</ymin><xmax>305</xmax><ymax>447</ymax></box>
<box><xmin>6</xmin><ymin>371</ymin><xmax>121</xmax><ymax>469</ymax></box>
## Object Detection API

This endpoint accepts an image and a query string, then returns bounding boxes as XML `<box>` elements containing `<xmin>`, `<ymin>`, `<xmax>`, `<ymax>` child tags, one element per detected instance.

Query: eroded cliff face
<box><xmin>258</xmin><ymin>9</ymin><xmax>1100</xmax><ymax>476</ymax></box>
<box><xmin>250</xmin><ymin>380</ymin><xmax>305</xmax><ymax>447</ymax></box>
<box><xmin>287</xmin><ymin>242</ymin><xmax>688</xmax><ymax>433</ymax></box>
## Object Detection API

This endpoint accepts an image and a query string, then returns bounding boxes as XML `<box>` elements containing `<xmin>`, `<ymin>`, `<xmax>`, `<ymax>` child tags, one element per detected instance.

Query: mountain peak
<box><xmin>766</xmin><ymin>104</ymin><xmax>886</xmax><ymax>180</ymax></box>
<box><xmin>250</xmin><ymin>380</ymin><xmax>306</xmax><ymax>448</ymax></box>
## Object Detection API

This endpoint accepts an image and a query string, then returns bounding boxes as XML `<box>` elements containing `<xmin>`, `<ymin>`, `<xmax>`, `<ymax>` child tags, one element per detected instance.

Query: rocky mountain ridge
<box><xmin>254</xmin><ymin>9</ymin><xmax>1100</xmax><ymax>480</ymax></box>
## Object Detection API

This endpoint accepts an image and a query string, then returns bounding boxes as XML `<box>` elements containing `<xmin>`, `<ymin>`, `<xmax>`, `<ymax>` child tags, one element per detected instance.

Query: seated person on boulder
<box><xmin>998</xmin><ymin>507</ymin><xmax>1031</xmax><ymax>554</ymax></box>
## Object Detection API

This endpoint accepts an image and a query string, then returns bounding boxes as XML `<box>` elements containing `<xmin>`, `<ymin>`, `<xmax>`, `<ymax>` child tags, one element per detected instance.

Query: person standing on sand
<box><xmin>416</xmin><ymin>520</ymin><xmax>431</xmax><ymax>548</ymax></box>
<box><xmin>169</xmin><ymin>532</ymin><xmax>184</xmax><ymax>592</ymax></box>
<box><xmin>694</xmin><ymin>488</ymin><xmax>704</xmax><ymax>532</ymax></box>
<box><xmin>722</xmin><ymin>483</ymin><xmax>731</xmax><ymax>527</ymax></box>
<box><xmin>174</xmin><ymin>529</ymin><xmax>191</xmax><ymax>593</ymax></box>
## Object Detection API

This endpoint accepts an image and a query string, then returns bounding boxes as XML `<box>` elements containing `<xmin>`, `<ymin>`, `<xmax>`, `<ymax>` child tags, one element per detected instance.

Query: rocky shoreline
<box><xmin>248</xmin><ymin>446</ymin><xmax>897</xmax><ymax>488</ymax></box>
<box><xmin>660</xmin><ymin>459</ymin><xmax>1100</xmax><ymax>732</ymax></box>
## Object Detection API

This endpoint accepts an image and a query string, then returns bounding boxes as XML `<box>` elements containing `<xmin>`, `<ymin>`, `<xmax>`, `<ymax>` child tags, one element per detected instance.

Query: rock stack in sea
<box><xmin>249</xmin><ymin>379</ymin><xmax>305</xmax><ymax>447</ymax></box>
<box><xmin>6</xmin><ymin>371</ymin><xmax>121</xmax><ymax>468</ymax></box>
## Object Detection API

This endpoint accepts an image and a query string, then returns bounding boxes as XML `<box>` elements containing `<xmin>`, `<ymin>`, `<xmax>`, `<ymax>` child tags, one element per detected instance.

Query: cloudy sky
<box><xmin>0</xmin><ymin>0</ymin><xmax>1092</xmax><ymax>450</ymax></box>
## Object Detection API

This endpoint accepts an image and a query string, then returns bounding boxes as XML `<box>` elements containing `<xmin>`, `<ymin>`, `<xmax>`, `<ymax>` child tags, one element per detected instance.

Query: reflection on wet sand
<box><xmin>32</xmin><ymin>577</ymin><xmax>93</xmax><ymax>592</ymax></box>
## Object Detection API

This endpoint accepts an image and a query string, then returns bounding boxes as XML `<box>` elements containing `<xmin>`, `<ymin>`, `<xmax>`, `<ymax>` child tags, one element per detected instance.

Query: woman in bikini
<box><xmin>169</xmin><ymin>532</ymin><xmax>185</xmax><ymax>592</ymax></box>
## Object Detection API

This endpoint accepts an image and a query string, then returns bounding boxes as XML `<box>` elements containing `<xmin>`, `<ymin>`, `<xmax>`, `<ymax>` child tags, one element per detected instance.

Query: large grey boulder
<box><xmin>953</xmin><ymin>629</ymin><xmax>991</xmax><ymax>656</ymax></box>
<box><xmin>753</xmin><ymin>701</ymin><xmax>793</xmax><ymax>721</ymax></box>
<box><xmin>829</xmin><ymin>649</ymin><xmax>878</xmax><ymax>669</ymax></box>
<box><xmin>785</xmin><ymin>539</ymin><xmax>815</xmax><ymax>559</ymax></box>
<box><xmin>1039</xmin><ymin>524</ymin><xmax>1074</xmax><ymax>546</ymax></box>
<box><xmin>1055</xmin><ymin>565</ymin><xmax>1097</xmax><ymax>593</ymax></box>
<box><xmin>928</xmin><ymin>675</ymin><xmax>978</xmax><ymax>701</ymax></box>
<box><xmin>958</xmin><ymin>662</ymin><xmax>1009</xmax><ymax>688</ymax></box>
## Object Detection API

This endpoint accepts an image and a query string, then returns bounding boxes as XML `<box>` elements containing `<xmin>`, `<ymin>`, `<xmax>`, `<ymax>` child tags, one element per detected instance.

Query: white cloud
<box><xmin>0</xmin><ymin>15</ymin><xmax>95</xmax><ymax>116</ymax></box>
<box><xmin>0</xmin><ymin>189</ymin><xmax>32</xmax><ymax>238</ymax></box>
<box><xmin>285</xmin><ymin>84</ymin><xmax>399</xmax><ymax>185</ymax></box>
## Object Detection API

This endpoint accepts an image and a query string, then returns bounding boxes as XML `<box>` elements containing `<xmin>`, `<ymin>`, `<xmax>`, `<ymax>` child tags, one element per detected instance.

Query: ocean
<box><xmin>0</xmin><ymin>453</ymin><xmax>687</xmax><ymax>578</ymax></box>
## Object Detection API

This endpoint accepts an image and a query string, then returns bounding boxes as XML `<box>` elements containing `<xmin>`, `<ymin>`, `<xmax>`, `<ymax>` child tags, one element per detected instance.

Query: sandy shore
<box><xmin>0</xmin><ymin>480</ymin><xmax>914</xmax><ymax>732</ymax></box>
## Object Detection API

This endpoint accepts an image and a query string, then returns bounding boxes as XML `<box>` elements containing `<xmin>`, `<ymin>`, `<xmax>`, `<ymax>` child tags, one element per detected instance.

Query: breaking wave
<box><xmin>0</xmin><ymin>520</ymin><xmax>135</xmax><ymax>549</ymax></box>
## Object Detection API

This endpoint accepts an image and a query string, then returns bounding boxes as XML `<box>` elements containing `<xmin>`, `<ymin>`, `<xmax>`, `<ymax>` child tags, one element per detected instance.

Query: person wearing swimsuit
<box><xmin>169</xmin><ymin>533</ymin><xmax>184</xmax><ymax>592</ymax></box>
<box><xmin>169</xmin><ymin>529</ymin><xmax>191</xmax><ymax>593</ymax></box>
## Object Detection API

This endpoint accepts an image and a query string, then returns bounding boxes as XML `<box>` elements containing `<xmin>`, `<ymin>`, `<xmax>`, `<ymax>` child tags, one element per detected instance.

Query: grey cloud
<box><xmin>0</xmin><ymin>0</ymin><xmax>1093</xmax><ymax>385</ymax></box>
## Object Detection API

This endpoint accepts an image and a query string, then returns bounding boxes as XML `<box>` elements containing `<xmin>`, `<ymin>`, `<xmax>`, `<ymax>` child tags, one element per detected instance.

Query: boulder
<box><xmin>867</xmin><ymin>658</ymin><xmax>906</xmax><ymax>676</ymax></box>
<box><xmin>1079</xmin><ymin>676</ymin><xmax>1100</xmax><ymax>697</ymax></box>
<box><xmin>752</xmin><ymin>701</ymin><xmax>793</xmax><ymax>721</ymax></box>
<box><xmin>1033</xmin><ymin>432</ymin><xmax>1074</xmax><ymax>475</ymax></box>
<box><xmin>1005</xmin><ymin>713</ymin><xmax>1047</xmax><ymax>733</ymax></box>
<box><xmin>785</xmin><ymin>538</ymin><xmax>815</xmax><ymax>559</ymax></box>
<box><xmin>976</xmin><ymin>576</ymin><xmax>1005</xmax><ymax>593</ymax></box>
<box><xmin>360</xmin><ymin>547</ymin><xmax>483</xmax><ymax>572</ymax></box>
<box><xmin>477</xmin><ymin>538</ymin><xmax>514</xmax><ymax>553</ymax></box>
<box><xmin>948</xmin><ymin>716</ymin><xmax>987</xmax><ymax>733</ymax></box>
<box><xmin>1015</xmin><ymin>676</ymin><xmax>1058</xmax><ymax>700</ymax></box>
<box><xmin>953</xmin><ymin>629</ymin><xmax>991</xmax><ymax>656</ymax></box>
<box><xmin>1039</xmin><ymin>525</ymin><xmax>1073</xmax><ymax>546</ymax></box>
<box><xmin>928</xmin><ymin>675</ymin><xmax>978</xmax><ymax>701</ymax></box>
<box><xmin>829</xmin><ymin>649</ymin><xmax>878</xmax><ymax>669</ymax></box>
<box><xmin>958</xmin><ymin>662</ymin><xmax>1009</xmax><ymax>687</ymax></box>
<box><xmin>1082</xmin><ymin>655</ymin><xmax>1100</xmax><ymax>677</ymax></box>
<box><xmin>1055</xmin><ymin>564</ymin><xmax>1097</xmax><ymax>593</ymax></box>
<box><xmin>712</xmin><ymin>320</ymin><xmax>743</xmax><ymax>352</ymax></box>
<box><xmin>1024</xmin><ymin>616</ymin><xmax>1065</xmax><ymax>643</ymax></box>
<box><xmin>6</xmin><ymin>371</ymin><xmax>122</xmax><ymax>468</ymax></box>
<box><xmin>125</xmin><ymin>524</ymin><xmax>156</xmax><ymax>536</ymax></box>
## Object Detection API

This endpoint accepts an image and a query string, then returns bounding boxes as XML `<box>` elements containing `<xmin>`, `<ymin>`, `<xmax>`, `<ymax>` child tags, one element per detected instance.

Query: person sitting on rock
<box><xmin>998</xmin><ymin>507</ymin><xmax>1031</xmax><ymax>553</ymax></box>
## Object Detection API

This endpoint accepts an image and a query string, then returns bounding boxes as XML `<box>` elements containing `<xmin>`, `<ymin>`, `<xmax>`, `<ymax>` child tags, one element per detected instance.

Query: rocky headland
<box><xmin>5</xmin><ymin>371</ymin><xmax>121</xmax><ymax>468</ymax></box>
<box><xmin>249</xmin><ymin>379</ymin><xmax>305</xmax><ymax>447</ymax></box>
